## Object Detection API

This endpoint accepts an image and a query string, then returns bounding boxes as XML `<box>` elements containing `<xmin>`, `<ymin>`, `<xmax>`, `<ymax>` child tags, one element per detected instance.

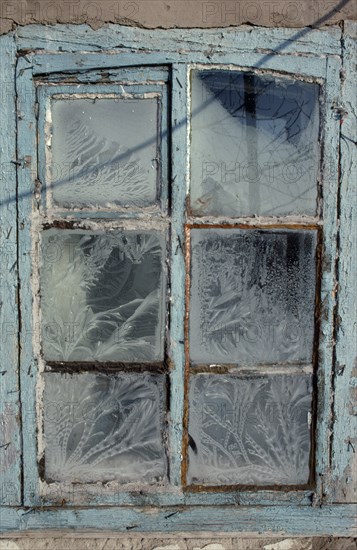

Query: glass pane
<box><xmin>190</xmin><ymin>70</ymin><xmax>320</xmax><ymax>216</ymax></box>
<box><xmin>43</xmin><ymin>371</ymin><xmax>167</xmax><ymax>483</ymax></box>
<box><xmin>190</xmin><ymin>228</ymin><xmax>317</xmax><ymax>365</ymax></box>
<box><xmin>41</xmin><ymin>229</ymin><xmax>166</xmax><ymax>362</ymax></box>
<box><xmin>50</xmin><ymin>98</ymin><xmax>159</xmax><ymax>208</ymax></box>
<box><xmin>187</xmin><ymin>374</ymin><xmax>312</xmax><ymax>485</ymax></box>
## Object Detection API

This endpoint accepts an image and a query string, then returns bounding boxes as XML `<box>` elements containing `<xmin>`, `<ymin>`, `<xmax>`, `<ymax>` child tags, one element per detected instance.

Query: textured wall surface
<box><xmin>1</xmin><ymin>0</ymin><xmax>357</xmax><ymax>34</ymax></box>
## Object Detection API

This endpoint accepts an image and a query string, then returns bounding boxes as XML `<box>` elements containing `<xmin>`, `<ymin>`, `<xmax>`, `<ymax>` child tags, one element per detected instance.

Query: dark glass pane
<box><xmin>191</xmin><ymin>70</ymin><xmax>320</xmax><ymax>216</ymax></box>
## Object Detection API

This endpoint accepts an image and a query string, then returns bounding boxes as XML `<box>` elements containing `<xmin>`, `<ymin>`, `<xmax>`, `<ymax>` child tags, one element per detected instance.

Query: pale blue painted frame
<box><xmin>0</xmin><ymin>22</ymin><xmax>355</xmax><ymax>535</ymax></box>
<box><xmin>0</xmin><ymin>33</ymin><xmax>22</xmax><ymax>507</ymax></box>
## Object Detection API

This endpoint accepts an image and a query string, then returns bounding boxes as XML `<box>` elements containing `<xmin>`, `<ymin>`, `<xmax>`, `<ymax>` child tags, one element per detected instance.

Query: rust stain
<box><xmin>310</xmin><ymin>228</ymin><xmax>323</xmax><ymax>488</ymax></box>
<box><xmin>181</xmin><ymin>224</ymin><xmax>191</xmax><ymax>486</ymax></box>
<box><xmin>45</xmin><ymin>361</ymin><xmax>166</xmax><ymax>374</ymax></box>
<box><xmin>187</xmin><ymin>222</ymin><xmax>320</xmax><ymax>230</ymax></box>
<box><xmin>42</xmin><ymin>220</ymin><xmax>80</xmax><ymax>230</ymax></box>
<box><xmin>184</xmin><ymin>482</ymin><xmax>314</xmax><ymax>493</ymax></box>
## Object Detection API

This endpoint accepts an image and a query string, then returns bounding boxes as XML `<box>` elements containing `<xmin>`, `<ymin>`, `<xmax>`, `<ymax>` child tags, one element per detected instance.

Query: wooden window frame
<box><xmin>0</xmin><ymin>22</ymin><xmax>355</xmax><ymax>535</ymax></box>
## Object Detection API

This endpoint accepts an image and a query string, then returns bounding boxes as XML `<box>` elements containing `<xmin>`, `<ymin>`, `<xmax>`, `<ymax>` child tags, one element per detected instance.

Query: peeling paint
<box><xmin>0</xmin><ymin>412</ymin><xmax>17</xmax><ymax>472</ymax></box>
<box><xmin>0</xmin><ymin>31</ymin><xmax>22</xmax><ymax>505</ymax></box>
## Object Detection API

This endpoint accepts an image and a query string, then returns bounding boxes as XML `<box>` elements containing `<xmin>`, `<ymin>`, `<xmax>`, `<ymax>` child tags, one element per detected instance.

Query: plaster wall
<box><xmin>0</xmin><ymin>536</ymin><xmax>356</xmax><ymax>549</ymax></box>
<box><xmin>0</xmin><ymin>0</ymin><xmax>356</xmax><ymax>34</ymax></box>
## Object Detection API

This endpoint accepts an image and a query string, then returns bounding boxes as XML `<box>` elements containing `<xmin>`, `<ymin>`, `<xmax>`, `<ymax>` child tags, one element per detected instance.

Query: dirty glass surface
<box><xmin>189</xmin><ymin>228</ymin><xmax>317</xmax><ymax>365</ymax></box>
<box><xmin>187</xmin><ymin>373</ymin><xmax>312</xmax><ymax>485</ymax></box>
<box><xmin>49</xmin><ymin>98</ymin><xmax>159</xmax><ymax>208</ymax></box>
<box><xmin>43</xmin><ymin>371</ymin><xmax>167</xmax><ymax>483</ymax></box>
<box><xmin>41</xmin><ymin>229</ymin><xmax>166</xmax><ymax>362</ymax></box>
<box><xmin>190</xmin><ymin>70</ymin><xmax>320</xmax><ymax>216</ymax></box>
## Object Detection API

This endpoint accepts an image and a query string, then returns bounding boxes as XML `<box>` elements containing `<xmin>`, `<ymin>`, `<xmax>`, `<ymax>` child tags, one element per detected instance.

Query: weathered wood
<box><xmin>313</xmin><ymin>56</ymin><xmax>342</xmax><ymax>504</ymax></box>
<box><xmin>33</xmin><ymin>488</ymin><xmax>314</xmax><ymax>508</ymax></box>
<box><xmin>0</xmin><ymin>504</ymin><xmax>356</xmax><ymax>536</ymax></box>
<box><xmin>169</xmin><ymin>64</ymin><xmax>189</xmax><ymax>486</ymax></box>
<box><xmin>29</xmin><ymin>52</ymin><xmax>328</xmax><ymax>81</ymax></box>
<box><xmin>36</xmin><ymin>66</ymin><xmax>169</xmax><ymax>84</ymax></box>
<box><xmin>15</xmin><ymin>24</ymin><xmax>342</xmax><ymax>56</ymax></box>
<box><xmin>0</xmin><ymin>33</ymin><xmax>22</xmax><ymax>505</ymax></box>
<box><xmin>16</xmin><ymin>58</ymin><xmax>40</xmax><ymax>507</ymax></box>
<box><xmin>332</xmin><ymin>20</ymin><xmax>357</xmax><ymax>503</ymax></box>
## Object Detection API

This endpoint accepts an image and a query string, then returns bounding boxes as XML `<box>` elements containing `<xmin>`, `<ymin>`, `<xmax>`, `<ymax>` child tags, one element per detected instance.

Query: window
<box><xmin>1</xmin><ymin>23</ymin><xmax>356</xmax><ymax>535</ymax></box>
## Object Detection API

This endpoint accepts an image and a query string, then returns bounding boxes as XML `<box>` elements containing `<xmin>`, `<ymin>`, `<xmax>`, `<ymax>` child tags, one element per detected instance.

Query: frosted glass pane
<box><xmin>50</xmin><ymin>98</ymin><xmax>159</xmax><ymax>208</ymax></box>
<box><xmin>41</xmin><ymin>229</ymin><xmax>166</xmax><ymax>362</ymax></box>
<box><xmin>188</xmin><ymin>374</ymin><xmax>312</xmax><ymax>485</ymax></box>
<box><xmin>190</xmin><ymin>229</ymin><xmax>317</xmax><ymax>365</ymax></box>
<box><xmin>43</xmin><ymin>372</ymin><xmax>167</xmax><ymax>483</ymax></box>
<box><xmin>190</xmin><ymin>71</ymin><xmax>320</xmax><ymax>216</ymax></box>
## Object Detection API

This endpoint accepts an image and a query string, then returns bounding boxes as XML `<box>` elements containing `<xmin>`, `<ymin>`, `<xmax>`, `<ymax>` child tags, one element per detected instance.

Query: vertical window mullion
<box><xmin>169</xmin><ymin>63</ymin><xmax>189</xmax><ymax>486</ymax></box>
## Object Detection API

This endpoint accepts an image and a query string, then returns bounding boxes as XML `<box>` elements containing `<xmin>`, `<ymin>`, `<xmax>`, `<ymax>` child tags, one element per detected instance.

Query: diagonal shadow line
<box><xmin>0</xmin><ymin>0</ymin><xmax>351</xmax><ymax>209</ymax></box>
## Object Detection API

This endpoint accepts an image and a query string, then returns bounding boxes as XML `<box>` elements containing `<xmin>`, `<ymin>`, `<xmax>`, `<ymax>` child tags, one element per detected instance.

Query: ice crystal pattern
<box><xmin>43</xmin><ymin>372</ymin><xmax>167</xmax><ymax>483</ymax></box>
<box><xmin>50</xmin><ymin>98</ymin><xmax>159</xmax><ymax>208</ymax></box>
<box><xmin>41</xmin><ymin>229</ymin><xmax>166</xmax><ymax>362</ymax></box>
<box><xmin>187</xmin><ymin>374</ymin><xmax>312</xmax><ymax>485</ymax></box>
<box><xmin>190</xmin><ymin>228</ymin><xmax>317</xmax><ymax>365</ymax></box>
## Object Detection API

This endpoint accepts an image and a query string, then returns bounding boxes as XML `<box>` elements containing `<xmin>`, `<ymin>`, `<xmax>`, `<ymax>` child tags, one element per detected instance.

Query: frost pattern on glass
<box><xmin>41</xmin><ymin>229</ymin><xmax>166</xmax><ymax>362</ymax></box>
<box><xmin>188</xmin><ymin>374</ymin><xmax>312</xmax><ymax>485</ymax></box>
<box><xmin>43</xmin><ymin>372</ymin><xmax>167</xmax><ymax>483</ymax></box>
<box><xmin>50</xmin><ymin>98</ymin><xmax>159</xmax><ymax>208</ymax></box>
<box><xmin>190</xmin><ymin>71</ymin><xmax>320</xmax><ymax>216</ymax></box>
<box><xmin>190</xmin><ymin>229</ymin><xmax>317</xmax><ymax>365</ymax></box>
